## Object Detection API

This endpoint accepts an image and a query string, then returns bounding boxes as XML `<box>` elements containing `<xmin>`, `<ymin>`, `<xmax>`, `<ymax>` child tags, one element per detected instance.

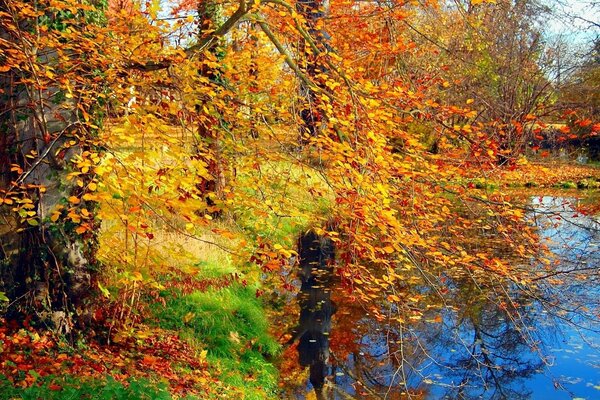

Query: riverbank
<box><xmin>1</xmin><ymin>160</ymin><xmax>599</xmax><ymax>399</ymax></box>
<box><xmin>494</xmin><ymin>160</ymin><xmax>599</xmax><ymax>189</ymax></box>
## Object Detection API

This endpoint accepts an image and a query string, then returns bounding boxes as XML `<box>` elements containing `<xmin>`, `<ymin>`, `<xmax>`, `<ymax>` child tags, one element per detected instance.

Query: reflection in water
<box><xmin>288</xmin><ymin>197</ymin><xmax>600</xmax><ymax>399</ymax></box>
<box><xmin>326</xmin><ymin>284</ymin><xmax>546</xmax><ymax>399</ymax></box>
<box><xmin>424</xmin><ymin>292</ymin><xmax>544</xmax><ymax>399</ymax></box>
<box><xmin>288</xmin><ymin>230</ymin><xmax>336</xmax><ymax>398</ymax></box>
<box><xmin>530</xmin><ymin>196</ymin><xmax>600</xmax><ymax>322</ymax></box>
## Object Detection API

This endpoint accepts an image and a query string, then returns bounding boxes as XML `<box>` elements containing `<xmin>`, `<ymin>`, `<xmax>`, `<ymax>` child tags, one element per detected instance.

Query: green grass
<box><xmin>154</xmin><ymin>285</ymin><xmax>279</xmax><ymax>358</ymax></box>
<box><xmin>0</xmin><ymin>375</ymin><xmax>171</xmax><ymax>400</ymax></box>
<box><xmin>192</xmin><ymin>259</ymin><xmax>237</xmax><ymax>278</ymax></box>
<box><xmin>150</xmin><ymin>282</ymin><xmax>280</xmax><ymax>399</ymax></box>
<box><xmin>215</xmin><ymin>352</ymin><xmax>278</xmax><ymax>400</ymax></box>
<box><xmin>233</xmin><ymin>160</ymin><xmax>333</xmax><ymax>248</ymax></box>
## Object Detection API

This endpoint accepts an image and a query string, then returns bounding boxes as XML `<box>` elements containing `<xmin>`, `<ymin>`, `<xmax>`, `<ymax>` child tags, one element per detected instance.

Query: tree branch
<box><xmin>185</xmin><ymin>0</ymin><xmax>250</xmax><ymax>56</ymax></box>
<box><xmin>255</xmin><ymin>16</ymin><xmax>318</xmax><ymax>92</ymax></box>
<box><xmin>125</xmin><ymin>0</ymin><xmax>250</xmax><ymax>72</ymax></box>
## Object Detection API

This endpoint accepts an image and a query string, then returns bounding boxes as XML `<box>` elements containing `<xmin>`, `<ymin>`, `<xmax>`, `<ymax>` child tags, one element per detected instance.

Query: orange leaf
<box><xmin>141</xmin><ymin>355</ymin><xmax>158</xmax><ymax>365</ymax></box>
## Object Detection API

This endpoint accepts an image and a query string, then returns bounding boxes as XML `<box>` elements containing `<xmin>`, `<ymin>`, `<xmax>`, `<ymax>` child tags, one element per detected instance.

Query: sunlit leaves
<box><xmin>3</xmin><ymin>0</ymin><xmax>592</xmax><ymax>367</ymax></box>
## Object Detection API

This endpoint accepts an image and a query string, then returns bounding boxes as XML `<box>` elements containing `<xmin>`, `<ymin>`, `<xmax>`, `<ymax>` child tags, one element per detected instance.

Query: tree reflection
<box><xmin>327</xmin><ymin>277</ymin><xmax>546</xmax><ymax>399</ymax></box>
<box><xmin>435</xmin><ymin>283</ymin><xmax>543</xmax><ymax>400</ymax></box>
<box><xmin>288</xmin><ymin>230</ymin><xmax>336</xmax><ymax>399</ymax></box>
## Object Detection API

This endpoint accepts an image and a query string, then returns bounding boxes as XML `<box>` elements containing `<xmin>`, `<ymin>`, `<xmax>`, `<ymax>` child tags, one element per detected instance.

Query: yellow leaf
<box><xmin>148</xmin><ymin>0</ymin><xmax>160</xmax><ymax>19</ymax></box>
<box><xmin>98</xmin><ymin>283</ymin><xmax>110</xmax><ymax>298</ymax></box>
<box><xmin>199</xmin><ymin>349</ymin><xmax>208</xmax><ymax>361</ymax></box>
<box><xmin>387</xmin><ymin>294</ymin><xmax>400</xmax><ymax>302</ymax></box>
<box><xmin>183</xmin><ymin>312</ymin><xmax>195</xmax><ymax>323</ymax></box>
<box><xmin>82</xmin><ymin>193</ymin><xmax>96</xmax><ymax>201</ymax></box>
<box><xmin>132</xmin><ymin>271</ymin><xmax>143</xmax><ymax>281</ymax></box>
<box><xmin>68</xmin><ymin>196</ymin><xmax>80</xmax><ymax>204</ymax></box>
<box><xmin>27</xmin><ymin>218</ymin><xmax>39</xmax><ymax>226</ymax></box>
<box><xmin>229</xmin><ymin>331</ymin><xmax>241</xmax><ymax>344</ymax></box>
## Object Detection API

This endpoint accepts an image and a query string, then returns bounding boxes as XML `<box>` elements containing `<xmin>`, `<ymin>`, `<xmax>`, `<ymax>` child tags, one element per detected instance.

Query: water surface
<box><xmin>287</xmin><ymin>196</ymin><xmax>600</xmax><ymax>399</ymax></box>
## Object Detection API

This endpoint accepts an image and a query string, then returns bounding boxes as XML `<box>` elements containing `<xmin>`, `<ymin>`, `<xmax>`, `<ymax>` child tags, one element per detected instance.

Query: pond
<box><xmin>284</xmin><ymin>196</ymin><xmax>600</xmax><ymax>399</ymax></box>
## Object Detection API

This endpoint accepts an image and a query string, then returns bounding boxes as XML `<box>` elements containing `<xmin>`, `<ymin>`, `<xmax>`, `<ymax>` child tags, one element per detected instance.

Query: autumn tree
<box><xmin>403</xmin><ymin>0</ymin><xmax>559</xmax><ymax>163</ymax></box>
<box><xmin>1</xmin><ymin>2</ymin><xmax>593</xmax><ymax>380</ymax></box>
<box><xmin>194</xmin><ymin>0</ymin><xmax>226</xmax><ymax>207</ymax></box>
<box><xmin>560</xmin><ymin>39</ymin><xmax>600</xmax><ymax>117</ymax></box>
<box><xmin>0</xmin><ymin>0</ymin><xmax>183</xmax><ymax>331</ymax></box>
<box><xmin>558</xmin><ymin>38</ymin><xmax>600</xmax><ymax>158</ymax></box>
<box><xmin>294</xmin><ymin>0</ymin><xmax>331</xmax><ymax>143</ymax></box>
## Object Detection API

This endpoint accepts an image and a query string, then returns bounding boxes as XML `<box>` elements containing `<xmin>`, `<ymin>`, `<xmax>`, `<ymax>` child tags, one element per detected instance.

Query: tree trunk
<box><xmin>296</xmin><ymin>0</ymin><xmax>331</xmax><ymax>143</ymax></box>
<box><xmin>195</xmin><ymin>0</ymin><xmax>226</xmax><ymax>214</ymax></box>
<box><xmin>0</xmin><ymin>0</ymin><xmax>103</xmax><ymax>334</ymax></box>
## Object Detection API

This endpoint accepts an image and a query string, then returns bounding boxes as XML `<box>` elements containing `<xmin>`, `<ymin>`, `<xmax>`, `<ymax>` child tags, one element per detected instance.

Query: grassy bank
<box><xmin>0</xmin><ymin>257</ymin><xmax>282</xmax><ymax>399</ymax></box>
<box><xmin>149</xmin><ymin>262</ymin><xmax>281</xmax><ymax>399</ymax></box>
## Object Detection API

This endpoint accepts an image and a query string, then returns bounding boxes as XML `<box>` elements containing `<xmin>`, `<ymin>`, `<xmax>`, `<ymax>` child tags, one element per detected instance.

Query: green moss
<box><xmin>469</xmin><ymin>178</ymin><xmax>498</xmax><ymax>191</ymax></box>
